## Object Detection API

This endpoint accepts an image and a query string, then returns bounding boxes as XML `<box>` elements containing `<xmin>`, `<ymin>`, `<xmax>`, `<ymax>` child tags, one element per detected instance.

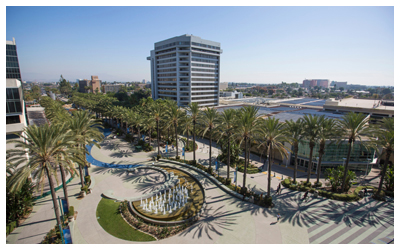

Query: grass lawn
<box><xmin>96</xmin><ymin>198</ymin><xmax>155</xmax><ymax>242</ymax></box>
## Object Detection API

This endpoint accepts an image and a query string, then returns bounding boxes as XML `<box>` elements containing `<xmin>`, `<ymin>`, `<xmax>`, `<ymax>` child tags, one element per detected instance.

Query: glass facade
<box><xmin>292</xmin><ymin>140</ymin><xmax>375</xmax><ymax>172</ymax></box>
<box><xmin>6</xmin><ymin>44</ymin><xmax>21</xmax><ymax>81</ymax></box>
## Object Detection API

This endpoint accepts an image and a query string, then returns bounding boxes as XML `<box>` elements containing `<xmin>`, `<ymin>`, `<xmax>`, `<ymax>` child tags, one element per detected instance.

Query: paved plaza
<box><xmin>6</xmin><ymin>131</ymin><xmax>394</xmax><ymax>244</ymax></box>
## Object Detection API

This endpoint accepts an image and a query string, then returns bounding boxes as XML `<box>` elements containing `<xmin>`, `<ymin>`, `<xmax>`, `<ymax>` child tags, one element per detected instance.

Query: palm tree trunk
<box><xmin>377</xmin><ymin>150</ymin><xmax>391</xmax><ymax>195</ymax></box>
<box><xmin>45</xmin><ymin>167</ymin><xmax>62</xmax><ymax>227</ymax></box>
<box><xmin>243</xmin><ymin>137</ymin><xmax>248</xmax><ymax>189</ymax></box>
<box><xmin>138</xmin><ymin>127</ymin><xmax>141</xmax><ymax>142</ymax></box>
<box><xmin>59</xmin><ymin>164</ymin><xmax>69</xmax><ymax>211</ymax></box>
<box><xmin>209</xmin><ymin>128</ymin><xmax>212</xmax><ymax>169</ymax></box>
<box><xmin>293</xmin><ymin>144</ymin><xmax>298</xmax><ymax>183</ymax></box>
<box><xmin>267</xmin><ymin>144</ymin><xmax>272</xmax><ymax>197</ymax></box>
<box><xmin>186</xmin><ymin>129</ymin><xmax>189</xmax><ymax>156</ymax></box>
<box><xmin>307</xmin><ymin>144</ymin><xmax>314</xmax><ymax>183</ymax></box>
<box><xmin>227</xmin><ymin>134</ymin><xmax>230</xmax><ymax>179</ymax></box>
<box><xmin>167</xmin><ymin>127</ymin><xmax>170</xmax><ymax>143</ymax></box>
<box><xmin>175</xmin><ymin>124</ymin><xmax>178</xmax><ymax>158</ymax></box>
<box><xmin>341</xmin><ymin>140</ymin><xmax>353</xmax><ymax>193</ymax></box>
<box><xmin>193</xmin><ymin>121</ymin><xmax>196</xmax><ymax>163</ymax></box>
<box><xmin>149</xmin><ymin>128</ymin><xmax>152</xmax><ymax>146</ymax></box>
<box><xmin>157</xmin><ymin>120</ymin><xmax>160</xmax><ymax>155</ymax></box>
<box><xmin>316</xmin><ymin>150</ymin><xmax>323</xmax><ymax>185</ymax></box>
<box><xmin>79</xmin><ymin>165</ymin><xmax>85</xmax><ymax>188</ymax></box>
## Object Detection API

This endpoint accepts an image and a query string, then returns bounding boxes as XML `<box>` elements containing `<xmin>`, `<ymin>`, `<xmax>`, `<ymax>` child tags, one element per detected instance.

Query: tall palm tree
<box><xmin>315</xmin><ymin>117</ymin><xmax>338</xmax><ymax>185</ymax></box>
<box><xmin>6</xmin><ymin>124</ymin><xmax>79</xmax><ymax>227</ymax></box>
<box><xmin>199</xmin><ymin>107</ymin><xmax>219</xmax><ymax>170</ymax></box>
<box><xmin>284</xmin><ymin>119</ymin><xmax>304</xmax><ymax>183</ymax></box>
<box><xmin>150</xmin><ymin>100</ymin><xmax>165</xmax><ymax>155</ymax></box>
<box><xmin>69</xmin><ymin>110</ymin><xmax>104</xmax><ymax>188</ymax></box>
<box><xmin>216</xmin><ymin>109</ymin><xmax>237</xmax><ymax>179</ymax></box>
<box><xmin>236</xmin><ymin>106</ymin><xmax>261</xmax><ymax>189</ymax></box>
<box><xmin>165</xmin><ymin>100</ymin><xmax>182</xmax><ymax>159</ymax></box>
<box><xmin>257</xmin><ymin>117</ymin><xmax>289</xmax><ymax>197</ymax></box>
<box><xmin>337</xmin><ymin>112</ymin><xmax>372</xmax><ymax>192</ymax></box>
<box><xmin>181</xmin><ymin>115</ymin><xmax>193</xmax><ymax>154</ymax></box>
<box><xmin>187</xmin><ymin>102</ymin><xmax>200</xmax><ymax>163</ymax></box>
<box><xmin>374</xmin><ymin>117</ymin><xmax>394</xmax><ymax>195</ymax></box>
<box><xmin>301</xmin><ymin>114</ymin><xmax>323</xmax><ymax>183</ymax></box>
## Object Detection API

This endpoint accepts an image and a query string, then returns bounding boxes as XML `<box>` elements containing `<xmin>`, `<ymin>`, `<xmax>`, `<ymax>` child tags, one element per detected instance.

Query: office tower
<box><xmin>147</xmin><ymin>34</ymin><xmax>222</xmax><ymax>107</ymax></box>
<box><xmin>91</xmin><ymin>75</ymin><xmax>101</xmax><ymax>93</ymax></box>
<box><xmin>79</xmin><ymin>79</ymin><xmax>91</xmax><ymax>93</ymax></box>
<box><xmin>6</xmin><ymin>38</ymin><xmax>27</xmax><ymax>138</ymax></box>
<box><xmin>6</xmin><ymin>38</ymin><xmax>22</xmax><ymax>81</ymax></box>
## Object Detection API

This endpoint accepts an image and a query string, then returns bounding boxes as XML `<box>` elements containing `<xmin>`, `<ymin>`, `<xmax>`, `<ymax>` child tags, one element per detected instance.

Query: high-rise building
<box><xmin>78</xmin><ymin>75</ymin><xmax>102</xmax><ymax>93</ymax></box>
<box><xmin>147</xmin><ymin>34</ymin><xmax>222</xmax><ymax>107</ymax></box>
<box><xmin>79</xmin><ymin>79</ymin><xmax>91</xmax><ymax>93</ymax></box>
<box><xmin>6</xmin><ymin>38</ymin><xmax>22</xmax><ymax>81</ymax></box>
<box><xmin>331</xmin><ymin>81</ymin><xmax>348</xmax><ymax>89</ymax></box>
<box><xmin>303</xmin><ymin>79</ymin><xmax>330</xmax><ymax>88</ymax></box>
<box><xmin>6</xmin><ymin>38</ymin><xmax>27</xmax><ymax>139</ymax></box>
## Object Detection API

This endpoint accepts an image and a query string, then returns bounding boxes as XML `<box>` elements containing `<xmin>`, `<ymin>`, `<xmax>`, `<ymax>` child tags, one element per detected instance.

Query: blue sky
<box><xmin>6</xmin><ymin>6</ymin><xmax>394</xmax><ymax>85</ymax></box>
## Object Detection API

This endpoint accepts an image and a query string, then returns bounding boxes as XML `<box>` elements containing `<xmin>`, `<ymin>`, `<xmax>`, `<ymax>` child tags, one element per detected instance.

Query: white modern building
<box><xmin>147</xmin><ymin>34</ymin><xmax>222</xmax><ymax>107</ymax></box>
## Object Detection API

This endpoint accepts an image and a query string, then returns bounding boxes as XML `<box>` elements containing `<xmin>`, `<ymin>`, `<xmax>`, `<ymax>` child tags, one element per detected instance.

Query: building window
<box><xmin>6</xmin><ymin>115</ymin><xmax>20</xmax><ymax>124</ymax></box>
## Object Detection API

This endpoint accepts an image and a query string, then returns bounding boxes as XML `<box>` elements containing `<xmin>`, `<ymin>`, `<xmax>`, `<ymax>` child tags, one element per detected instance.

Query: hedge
<box><xmin>6</xmin><ymin>221</ymin><xmax>17</xmax><ymax>236</ymax></box>
<box><xmin>68</xmin><ymin>206</ymin><xmax>74</xmax><ymax>217</ymax></box>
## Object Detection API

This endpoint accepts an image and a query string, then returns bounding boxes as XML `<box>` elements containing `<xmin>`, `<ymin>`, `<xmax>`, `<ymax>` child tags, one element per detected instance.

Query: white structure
<box><xmin>6</xmin><ymin>79</ymin><xmax>27</xmax><ymax>138</ymax></box>
<box><xmin>220</xmin><ymin>90</ymin><xmax>243</xmax><ymax>99</ymax></box>
<box><xmin>147</xmin><ymin>34</ymin><xmax>222</xmax><ymax>107</ymax></box>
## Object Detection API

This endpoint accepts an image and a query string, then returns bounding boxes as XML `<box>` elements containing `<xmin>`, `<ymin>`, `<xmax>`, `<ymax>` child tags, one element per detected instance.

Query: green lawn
<box><xmin>96</xmin><ymin>198</ymin><xmax>155</xmax><ymax>242</ymax></box>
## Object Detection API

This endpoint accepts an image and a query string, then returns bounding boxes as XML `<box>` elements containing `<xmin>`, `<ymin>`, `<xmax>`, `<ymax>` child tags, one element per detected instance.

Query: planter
<box><xmin>80</xmin><ymin>191</ymin><xmax>86</xmax><ymax>197</ymax></box>
<box><xmin>68</xmin><ymin>216</ymin><xmax>74</xmax><ymax>222</ymax></box>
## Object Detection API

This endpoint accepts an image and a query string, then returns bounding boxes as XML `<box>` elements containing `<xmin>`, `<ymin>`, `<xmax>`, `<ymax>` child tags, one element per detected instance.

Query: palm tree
<box><xmin>236</xmin><ymin>106</ymin><xmax>261</xmax><ymax>189</ymax></box>
<box><xmin>301</xmin><ymin>114</ymin><xmax>323</xmax><ymax>183</ymax></box>
<box><xmin>337</xmin><ymin>112</ymin><xmax>372</xmax><ymax>192</ymax></box>
<box><xmin>165</xmin><ymin>100</ymin><xmax>182</xmax><ymax>159</ymax></box>
<box><xmin>257</xmin><ymin>117</ymin><xmax>289</xmax><ymax>196</ymax></box>
<box><xmin>199</xmin><ymin>107</ymin><xmax>219</xmax><ymax>170</ymax></box>
<box><xmin>181</xmin><ymin>115</ymin><xmax>193</xmax><ymax>155</ymax></box>
<box><xmin>187</xmin><ymin>102</ymin><xmax>200</xmax><ymax>163</ymax></box>
<box><xmin>216</xmin><ymin>109</ymin><xmax>237</xmax><ymax>180</ymax></box>
<box><xmin>149</xmin><ymin>100</ymin><xmax>165</xmax><ymax>155</ymax></box>
<box><xmin>315</xmin><ymin>117</ymin><xmax>338</xmax><ymax>185</ymax></box>
<box><xmin>6</xmin><ymin>124</ymin><xmax>79</xmax><ymax>227</ymax></box>
<box><xmin>284</xmin><ymin>119</ymin><xmax>304</xmax><ymax>183</ymax></box>
<box><xmin>69</xmin><ymin>110</ymin><xmax>104</xmax><ymax>188</ymax></box>
<box><xmin>374</xmin><ymin>117</ymin><xmax>394</xmax><ymax>195</ymax></box>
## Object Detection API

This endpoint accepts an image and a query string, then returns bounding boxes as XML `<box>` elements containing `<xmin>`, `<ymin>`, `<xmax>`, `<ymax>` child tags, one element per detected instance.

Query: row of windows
<box><xmin>158</xmin><ymin>73</ymin><xmax>177</xmax><ymax>77</ymax></box>
<box><xmin>7</xmin><ymin>73</ymin><xmax>21</xmax><ymax>79</ymax></box>
<box><xmin>155</xmin><ymin>47</ymin><xmax>176</xmax><ymax>55</ymax></box>
<box><xmin>191</xmin><ymin>58</ymin><xmax>219</xmax><ymax>64</ymax></box>
<box><xmin>6</xmin><ymin>50</ymin><xmax>17</xmax><ymax>56</ymax></box>
<box><xmin>6</xmin><ymin>115</ymin><xmax>20</xmax><ymax>124</ymax></box>
<box><xmin>192</xmin><ymin>47</ymin><xmax>220</xmax><ymax>55</ymax></box>
<box><xmin>192</xmin><ymin>73</ymin><xmax>218</xmax><ymax>77</ymax></box>
<box><xmin>6</xmin><ymin>44</ymin><xmax>17</xmax><ymax>50</ymax></box>
<box><xmin>192</xmin><ymin>96</ymin><xmax>218</xmax><ymax>100</ymax></box>
<box><xmin>192</xmin><ymin>87</ymin><xmax>218</xmax><ymax>91</ymax></box>
<box><xmin>192</xmin><ymin>83</ymin><xmax>219</xmax><ymax>86</ymax></box>
<box><xmin>158</xmin><ymin>58</ymin><xmax>176</xmax><ymax>64</ymax></box>
<box><xmin>157</xmin><ymin>68</ymin><xmax>176</xmax><ymax>72</ymax></box>
<box><xmin>158</xmin><ymin>78</ymin><xmax>177</xmax><ymax>81</ymax></box>
<box><xmin>192</xmin><ymin>68</ymin><xmax>218</xmax><ymax>72</ymax></box>
<box><xmin>158</xmin><ymin>88</ymin><xmax>177</xmax><ymax>91</ymax></box>
<box><xmin>191</xmin><ymin>78</ymin><xmax>218</xmax><ymax>81</ymax></box>
<box><xmin>6</xmin><ymin>62</ymin><xmax>19</xmax><ymax>68</ymax></box>
<box><xmin>157</xmin><ymin>63</ymin><xmax>176</xmax><ymax>68</ymax></box>
<box><xmin>155</xmin><ymin>41</ymin><xmax>190</xmax><ymax>50</ymax></box>
<box><xmin>192</xmin><ymin>91</ymin><xmax>218</xmax><ymax>95</ymax></box>
<box><xmin>158</xmin><ymin>83</ymin><xmax>177</xmax><ymax>86</ymax></box>
<box><xmin>191</xmin><ymin>63</ymin><xmax>218</xmax><ymax>68</ymax></box>
<box><xmin>193</xmin><ymin>100</ymin><xmax>218</xmax><ymax>105</ymax></box>
<box><xmin>6</xmin><ymin>88</ymin><xmax>20</xmax><ymax>100</ymax></box>
<box><xmin>191</xmin><ymin>42</ymin><xmax>220</xmax><ymax>50</ymax></box>
<box><xmin>192</xmin><ymin>53</ymin><xmax>218</xmax><ymax>60</ymax></box>
<box><xmin>7</xmin><ymin>101</ymin><xmax>22</xmax><ymax>114</ymax></box>
<box><xmin>6</xmin><ymin>56</ymin><xmax>19</xmax><ymax>62</ymax></box>
<box><xmin>157</xmin><ymin>53</ymin><xmax>176</xmax><ymax>60</ymax></box>
<box><xmin>7</xmin><ymin>68</ymin><xmax>21</xmax><ymax>74</ymax></box>
<box><xmin>158</xmin><ymin>91</ymin><xmax>177</xmax><ymax>96</ymax></box>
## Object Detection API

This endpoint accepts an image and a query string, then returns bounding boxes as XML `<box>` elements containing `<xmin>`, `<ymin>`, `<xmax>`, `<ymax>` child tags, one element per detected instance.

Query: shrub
<box><xmin>157</xmin><ymin>154</ymin><xmax>161</xmax><ymax>160</ymax></box>
<box><xmin>151</xmin><ymin>131</ymin><xmax>157</xmax><ymax>138</ymax></box>
<box><xmin>263</xmin><ymin>195</ymin><xmax>273</xmax><ymax>207</ymax></box>
<box><xmin>6</xmin><ymin>221</ymin><xmax>17</xmax><ymax>235</ymax></box>
<box><xmin>84</xmin><ymin>175</ymin><xmax>91</xmax><ymax>185</ymax></box>
<box><xmin>225</xmin><ymin>178</ymin><xmax>232</xmax><ymax>186</ymax></box>
<box><xmin>68</xmin><ymin>206</ymin><xmax>74</xmax><ymax>217</ymax></box>
<box><xmin>299</xmin><ymin>185</ymin><xmax>310</xmax><ymax>191</ymax></box>
<box><xmin>175</xmin><ymin>156</ymin><xmax>180</xmax><ymax>160</ymax></box>
<box><xmin>282</xmin><ymin>178</ymin><xmax>291</xmax><ymax>187</ymax></box>
<box><xmin>314</xmin><ymin>181</ymin><xmax>322</xmax><ymax>188</ymax></box>
<box><xmin>81</xmin><ymin>185</ymin><xmax>89</xmax><ymax>193</ymax></box>
<box><xmin>305</xmin><ymin>182</ymin><xmax>312</xmax><ymax>187</ymax></box>
<box><xmin>191</xmin><ymin>160</ymin><xmax>197</xmax><ymax>166</ymax></box>
<box><xmin>289</xmin><ymin>184</ymin><xmax>298</xmax><ymax>190</ymax></box>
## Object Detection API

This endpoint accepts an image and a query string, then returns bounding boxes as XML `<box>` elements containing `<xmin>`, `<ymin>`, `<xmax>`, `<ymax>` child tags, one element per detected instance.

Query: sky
<box><xmin>6</xmin><ymin>6</ymin><xmax>394</xmax><ymax>86</ymax></box>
